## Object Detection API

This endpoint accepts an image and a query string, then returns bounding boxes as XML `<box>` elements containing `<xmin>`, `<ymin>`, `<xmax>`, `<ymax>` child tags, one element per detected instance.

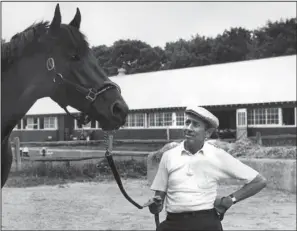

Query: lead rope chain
<box><xmin>103</xmin><ymin>130</ymin><xmax>114</xmax><ymax>152</ymax></box>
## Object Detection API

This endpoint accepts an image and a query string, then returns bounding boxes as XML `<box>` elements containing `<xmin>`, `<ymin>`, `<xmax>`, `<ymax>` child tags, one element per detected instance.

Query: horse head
<box><xmin>38</xmin><ymin>4</ymin><xmax>129</xmax><ymax>130</ymax></box>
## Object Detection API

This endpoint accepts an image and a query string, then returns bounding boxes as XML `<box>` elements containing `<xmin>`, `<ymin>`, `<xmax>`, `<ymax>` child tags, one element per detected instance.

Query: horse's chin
<box><xmin>94</xmin><ymin>117</ymin><xmax>122</xmax><ymax>131</ymax></box>
<box><xmin>100</xmin><ymin>123</ymin><xmax>121</xmax><ymax>131</ymax></box>
<box><xmin>87</xmin><ymin>111</ymin><xmax>125</xmax><ymax>131</ymax></box>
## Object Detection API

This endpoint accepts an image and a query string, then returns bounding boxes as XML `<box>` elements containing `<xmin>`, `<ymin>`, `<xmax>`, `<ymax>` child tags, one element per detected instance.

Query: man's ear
<box><xmin>206</xmin><ymin>127</ymin><xmax>216</xmax><ymax>139</ymax></box>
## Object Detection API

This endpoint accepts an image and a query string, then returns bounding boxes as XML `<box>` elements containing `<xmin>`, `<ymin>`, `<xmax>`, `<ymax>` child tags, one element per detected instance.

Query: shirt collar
<box><xmin>180</xmin><ymin>141</ymin><xmax>205</xmax><ymax>156</ymax></box>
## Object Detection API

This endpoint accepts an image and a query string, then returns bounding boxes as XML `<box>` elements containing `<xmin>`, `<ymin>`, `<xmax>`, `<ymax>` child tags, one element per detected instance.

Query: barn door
<box><xmin>236</xmin><ymin>108</ymin><xmax>247</xmax><ymax>139</ymax></box>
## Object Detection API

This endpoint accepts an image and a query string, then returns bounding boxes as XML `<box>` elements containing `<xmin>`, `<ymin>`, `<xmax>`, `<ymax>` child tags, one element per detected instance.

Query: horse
<box><xmin>1</xmin><ymin>4</ymin><xmax>129</xmax><ymax>188</ymax></box>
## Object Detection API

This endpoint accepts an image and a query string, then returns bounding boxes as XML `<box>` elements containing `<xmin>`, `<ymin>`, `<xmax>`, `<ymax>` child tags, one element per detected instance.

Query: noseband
<box><xmin>46</xmin><ymin>57</ymin><xmax>120</xmax><ymax>125</ymax></box>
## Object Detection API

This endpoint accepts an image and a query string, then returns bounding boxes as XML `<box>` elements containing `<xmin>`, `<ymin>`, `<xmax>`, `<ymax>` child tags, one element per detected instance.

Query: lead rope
<box><xmin>103</xmin><ymin>131</ymin><xmax>160</xmax><ymax>228</ymax></box>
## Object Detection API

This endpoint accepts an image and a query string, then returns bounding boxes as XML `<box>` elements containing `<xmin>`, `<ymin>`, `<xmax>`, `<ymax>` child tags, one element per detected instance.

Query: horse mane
<box><xmin>1</xmin><ymin>21</ymin><xmax>49</xmax><ymax>74</ymax></box>
<box><xmin>1</xmin><ymin>20</ymin><xmax>89</xmax><ymax>76</ymax></box>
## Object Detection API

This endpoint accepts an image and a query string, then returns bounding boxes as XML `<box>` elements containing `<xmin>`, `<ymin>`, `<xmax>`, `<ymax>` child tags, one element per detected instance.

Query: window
<box><xmin>266</xmin><ymin>108</ymin><xmax>279</xmax><ymax>125</ymax></box>
<box><xmin>255</xmin><ymin>108</ymin><xmax>266</xmax><ymax>125</ymax></box>
<box><xmin>148</xmin><ymin>112</ymin><xmax>172</xmax><ymax>127</ymax></box>
<box><xmin>247</xmin><ymin>108</ymin><xmax>279</xmax><ymax>125</ymax></box>
<box><xmin>124</xmin><ymin>113</ymin><xmax>145</xmax><ymax>127</ymax></box>
<box><xmin>176</xmin><ymin>112</ymin><xmax>185</xmax><ymax>126</ymax></box>
<box><xmin>83</xmin><ymin>122</ymin><xmax>92</xmax><ymax>129</ymax></box>
<box><xmin>282</xmin><ymin>107</ymin><xmax>295</xmax><ymax>125</ymax></box>
<box><xmin>75</xmin><ymin>120</ymin><xmax>97</xmax><ymax>129</ymax></box>
<box><xmin>25</xmin><ymin>117</ymin><xmax>39</xmax><ymax>129</ymax></box>
<box><xmin>44</xmin><ymin>117</ymin><xmax>57</xmax><ymax>129</ymax></box>
<box><xmin>13</xmin><ymin>120</ymin><xmax>23</xmax><ymax>130</ymax></box>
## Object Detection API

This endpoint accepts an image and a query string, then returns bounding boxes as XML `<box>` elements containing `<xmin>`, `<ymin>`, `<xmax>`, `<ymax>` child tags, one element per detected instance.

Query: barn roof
<box><xmin>26</xmin><ymin>55</ymin><xmax>296</xmax><ymax>115</ymax></box>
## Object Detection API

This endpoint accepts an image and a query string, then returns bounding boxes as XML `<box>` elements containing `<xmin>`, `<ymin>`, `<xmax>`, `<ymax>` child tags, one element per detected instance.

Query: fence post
<box><xmin>166</xmin><ymin>127</ymin><xmax>170</xmax><ymax>141</ymax></box>
<box><xmin>256</xmin><ymin>132</ymin><xmax>262</xmax><ymax>145</ymax></box>
<box><xmin>14</xmin><ymin>137</ymin><xmax>22</xmax><ymax>171</ymax></box>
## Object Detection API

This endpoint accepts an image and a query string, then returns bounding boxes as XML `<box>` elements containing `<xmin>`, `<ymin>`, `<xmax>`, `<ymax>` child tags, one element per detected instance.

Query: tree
<box><xmin>163</xmin><ymin>39</ymin><xmax>194</xmax><ymax>69</ymax></box>
<box><xmin>188</xmin><ymin>35</ymin><xmax>215</xmax><ymax>66</ymax></box>
<box><xmin>92</xmin><ymin>45</ymin><xmax>116</xmax><ymax>76</ymax></box>
<box><xmin>92</xmin><ymin>39</ymin><xmax>165</xmax><ymax>76</ymax></box>
<box><xmin>90</xmin><ymin>17</ymin><xmax>296</xmax><ymax>76</ymax></box>
<box><xmin>211</xmin><ymin>27</ymin><xmax>254</xmax><ymax>64</ymax></box>
<box><xmin>252</xmin><ymin>18</ymin><xmax>297</xmax><ymax>58</ymax></box>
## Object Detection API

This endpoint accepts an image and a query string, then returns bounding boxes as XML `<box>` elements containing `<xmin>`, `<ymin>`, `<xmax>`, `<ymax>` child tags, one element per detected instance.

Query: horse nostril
<box><xmin>111</xmin><ymin>101</ymin><xmax>123</xmax><ymax>116</ymax></box>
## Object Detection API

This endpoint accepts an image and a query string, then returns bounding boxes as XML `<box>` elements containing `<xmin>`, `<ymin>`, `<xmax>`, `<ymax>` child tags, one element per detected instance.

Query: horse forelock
<box><xmin>60</xmin><ymin>24</ymin><xmax>89</xmax><ymax>56</ymax></box>
<box><xmin>1</xmin><ymin>21</ymin><xmax>49</xmax><ymax>75</ymax></box>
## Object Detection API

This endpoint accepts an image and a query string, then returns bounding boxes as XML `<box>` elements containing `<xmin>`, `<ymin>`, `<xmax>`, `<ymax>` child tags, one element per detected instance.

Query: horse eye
<box><xmin>71</xmin><ymin>54</ymin><xmax>80</xmax><ymax>61</ymax></box>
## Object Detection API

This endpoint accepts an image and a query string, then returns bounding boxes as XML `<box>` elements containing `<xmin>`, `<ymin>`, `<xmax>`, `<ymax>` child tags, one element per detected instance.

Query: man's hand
<box><xmin>143</xmin><ymin>196</ymin><xmax>163</xmax><ymax>214</ymax></box>
<box><xmin>214</xmin><ymin>196</ymin><xmax>233</xmax><ymax>220</ymax></box>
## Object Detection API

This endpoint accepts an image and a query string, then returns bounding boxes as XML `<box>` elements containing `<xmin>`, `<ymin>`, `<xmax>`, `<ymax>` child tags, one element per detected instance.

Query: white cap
<box><xmin>185</xmin><ymin>105</ymin><xmax>219</xmax><ymax>128</ymax></box>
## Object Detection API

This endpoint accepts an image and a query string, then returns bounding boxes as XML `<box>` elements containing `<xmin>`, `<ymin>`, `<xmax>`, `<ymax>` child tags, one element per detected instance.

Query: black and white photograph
<box><xmin>1</xmin><ymin>1</ymin><xmax>296</xmax><ymax>230</ymax></box>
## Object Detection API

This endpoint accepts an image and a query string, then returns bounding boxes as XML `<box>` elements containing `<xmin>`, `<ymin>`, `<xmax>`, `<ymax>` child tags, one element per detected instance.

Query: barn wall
<box><xmin>10</xmin><ymin>102</ymin><xmax>296</xmax><ymax>142</ymax></box>
<box><xmin>72</xmin><ymin>128</ymin><xmax>173</xmax><ymax>140</ymax></box>
<box><xmin>10</xmin><ymin>130</ymin><xmax>59</xmax><ymax>142</ymax></box>
<box><xmin>247</xmin><ymin>127</ymin><xmax>296</xmax><ymax>136</ymax></box>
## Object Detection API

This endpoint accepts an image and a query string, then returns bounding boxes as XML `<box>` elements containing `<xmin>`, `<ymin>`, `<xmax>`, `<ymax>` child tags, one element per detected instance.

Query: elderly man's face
<box><xmin>183</xmin><ymin>113</ymin><xmax>212</xmax><ymax>144</ymax></box>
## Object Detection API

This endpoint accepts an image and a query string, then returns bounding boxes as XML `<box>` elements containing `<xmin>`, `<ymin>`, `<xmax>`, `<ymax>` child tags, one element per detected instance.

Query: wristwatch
<box><xmin>229</xmin><ymin>194</ymin><xmax>237</xmax><ymax>204</ymax></box>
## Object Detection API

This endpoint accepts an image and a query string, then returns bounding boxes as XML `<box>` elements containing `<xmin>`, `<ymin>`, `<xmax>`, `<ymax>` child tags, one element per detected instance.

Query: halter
<box><xmin>46</xmin><ymin>57</ymin><xmax>120</xmax><ymax>125</ymax></box>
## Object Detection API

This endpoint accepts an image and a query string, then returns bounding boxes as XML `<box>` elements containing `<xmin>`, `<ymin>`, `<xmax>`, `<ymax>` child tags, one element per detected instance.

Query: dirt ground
<box><xmin>2</xmin><ymin>179</ymin><xmax>296</xmax><ymax>230</ymax></box>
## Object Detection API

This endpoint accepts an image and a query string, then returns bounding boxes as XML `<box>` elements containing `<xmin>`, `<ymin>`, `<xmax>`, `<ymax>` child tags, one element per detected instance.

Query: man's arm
<box><xmin>215</xmin><ymin>173</ymin><xmax>266</xmax><ymax>219</ymax></box>
<box><xmin>214</xmin><ymin>148</ymin><xmax>267</xmax><ymax>213</ymax></box>
<box><xmin>229</xmin><ymin>173</ymin><xmax>267</xmax><ymax>204</ymax></box>
<box><xmin>145</xmin><ymin>149</ymin><xmax>170</xmax><ymax>214</ymax></box>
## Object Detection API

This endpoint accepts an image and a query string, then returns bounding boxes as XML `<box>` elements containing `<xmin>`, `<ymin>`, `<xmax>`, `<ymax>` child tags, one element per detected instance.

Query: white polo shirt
<box><xmin>150</xmin><ymin>141</ymin><xmax>259</xmax><ymax>213</ymax></box>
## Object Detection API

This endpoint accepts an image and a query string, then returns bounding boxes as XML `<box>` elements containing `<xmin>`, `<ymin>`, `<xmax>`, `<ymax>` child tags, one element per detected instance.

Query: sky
<box><xmin>1</xmin><ymin>1</ymin><xmax>296</xmax><ymax>48</ymax></box>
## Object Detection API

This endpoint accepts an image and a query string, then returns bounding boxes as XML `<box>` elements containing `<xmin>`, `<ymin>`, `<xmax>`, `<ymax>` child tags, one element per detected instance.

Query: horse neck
<box><xmin>1</xmin><ymin>64</ymin><xmax>45</xmax><ymax>140</ymax></box>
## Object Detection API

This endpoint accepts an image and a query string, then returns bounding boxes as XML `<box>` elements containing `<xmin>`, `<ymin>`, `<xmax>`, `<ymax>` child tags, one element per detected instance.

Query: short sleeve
<box><xmin>150</xmin><ymin>151</ymin><xmax>169</xmax><ymax>192</ymax></box>
<box><xmin>216</xmin><ymin>148</ymin><xmax>259</xmax><ymax>184</ymax></box>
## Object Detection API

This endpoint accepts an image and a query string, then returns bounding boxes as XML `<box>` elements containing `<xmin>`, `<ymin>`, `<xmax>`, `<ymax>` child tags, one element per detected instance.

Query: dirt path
<box><xmin>2</xmin><ymin>179</ymin><xmax>296</xmax><ymax>230</ymax></box>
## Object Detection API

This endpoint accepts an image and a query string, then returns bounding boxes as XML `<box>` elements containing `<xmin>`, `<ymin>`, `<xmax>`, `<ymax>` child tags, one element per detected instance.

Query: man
<box><xmin>147</xmin><ymin>105</ymin><xmax>267</xmax><ymax>231</ymax></box>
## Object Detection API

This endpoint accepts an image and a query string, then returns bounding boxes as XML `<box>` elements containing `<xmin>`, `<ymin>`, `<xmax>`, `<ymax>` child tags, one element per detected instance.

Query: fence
<box><xmin>10</xmin><ymin>137</ymin><xmax>149</xmax><ymax>172</ymax></box>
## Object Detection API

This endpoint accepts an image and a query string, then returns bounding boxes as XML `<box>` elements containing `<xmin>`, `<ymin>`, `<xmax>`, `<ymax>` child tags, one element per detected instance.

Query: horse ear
<box><xmin>69</xmin><ymin>8</ymin><xmax>81</xmax><ymax>29</ymax></box>
<box><xmin>50</xmin><ymin>4</ymin><xmax>61</xmax><ymax>32</ymax></box>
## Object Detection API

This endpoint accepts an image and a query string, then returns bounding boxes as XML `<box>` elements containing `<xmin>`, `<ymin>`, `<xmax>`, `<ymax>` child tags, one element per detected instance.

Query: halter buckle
<box><xmin>46</xmin><ymin>57</ymin><xmax>55</xmax><ymax>71</ymax></box>
<box><xmin>86</xmin><ymin>89</ymin><xmax>97</xmax><ymax>102</ymax></box>
<box><xmin>53</xmin><ymin>73</ymin><xmax>64</xmax><ymax>84</ymax></box>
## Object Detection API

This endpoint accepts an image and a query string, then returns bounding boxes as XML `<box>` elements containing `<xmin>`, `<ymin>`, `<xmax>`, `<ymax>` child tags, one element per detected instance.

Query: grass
<box><xmin>6</xmin><ymin>159</ymin><xmax>147</xmax><ymax>188</ymax></box>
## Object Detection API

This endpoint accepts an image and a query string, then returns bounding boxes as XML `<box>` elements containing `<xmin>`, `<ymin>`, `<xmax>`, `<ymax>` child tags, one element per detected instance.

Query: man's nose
<box><xmin>185</xmin><ymin>123</ymin><xmax>193</xmax><ymax>131</ymax></box>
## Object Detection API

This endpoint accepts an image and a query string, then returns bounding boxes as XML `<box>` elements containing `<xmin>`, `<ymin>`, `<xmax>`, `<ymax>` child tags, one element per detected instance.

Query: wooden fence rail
<box><xmin>21</xmin><ymin>152</ymin><xmax>149</xmax><ymax>162</ymax></box>
<box><xmin>11</xmin><ymin>137</ymin><xmax>149</xmax><ymax>168</ymax></box>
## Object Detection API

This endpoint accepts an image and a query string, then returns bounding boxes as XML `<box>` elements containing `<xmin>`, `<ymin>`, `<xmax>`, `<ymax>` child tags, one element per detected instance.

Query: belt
<box><xmin>167</xmin><ymin>209</ymin><xmax>215</xmax><ymax>218</ymax></box>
